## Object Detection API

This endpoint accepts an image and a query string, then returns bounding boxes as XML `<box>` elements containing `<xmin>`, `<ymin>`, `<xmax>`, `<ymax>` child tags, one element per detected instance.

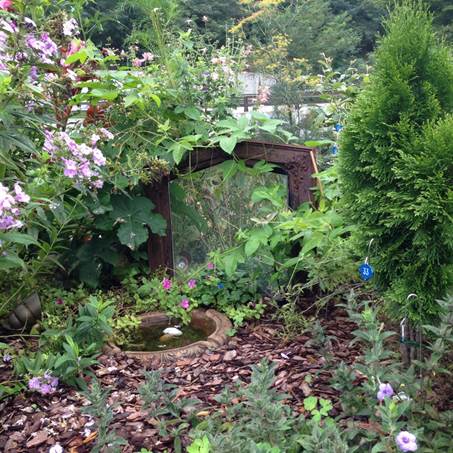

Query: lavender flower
<box><xmin>377</xmin><ymin>382</ymin><xmax>394</xmax><ymax>401</ymax></box>
<box><xmin>2</xmin><ymin>353</ymin><xmax>12</xmax><ymax>363</ymax></box>
<box><xmin>187</xmin><ymin>279</ymin><xmax>197</xmax><ymax>289</ymax></box>
<box><xmin>28</xmin><ymin>377</ymin><xmax>41</xmax><ymax>391</ymax></box>
<box><xmin>28</xmin><ymin>372</ymin><xmax>59</xmax><ymax>395</ymax></box>
<box><xmin>396</xmin><ymin>431</ymin><xmax>417</xmax><ymax>452</ymax></box>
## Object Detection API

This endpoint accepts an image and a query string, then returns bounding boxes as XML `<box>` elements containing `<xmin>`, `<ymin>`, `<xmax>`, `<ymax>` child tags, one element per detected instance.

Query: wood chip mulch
<box><xmin>0</xmin><ymin>310</ymin><xmax>361</xmax><ymax>453</ymax></box>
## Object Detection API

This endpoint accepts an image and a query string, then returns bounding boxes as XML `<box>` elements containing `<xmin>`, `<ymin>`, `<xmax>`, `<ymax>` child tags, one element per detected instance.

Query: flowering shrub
<box><xmin>0</xmin><ymin>182</ymin><xmax>29</xmax><ymax>230</ymax></box>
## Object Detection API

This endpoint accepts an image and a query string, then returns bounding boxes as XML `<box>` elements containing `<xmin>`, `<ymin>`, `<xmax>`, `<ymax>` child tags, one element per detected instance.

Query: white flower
<box><xmin>49</xmin><ymin>444</ymin><xmax>63</xmax><ymax>453</ymax></box>
<box><xmin>62</xmin><ymin>18</ymin><xmax>79</xmax><ymax>37</ymax></box>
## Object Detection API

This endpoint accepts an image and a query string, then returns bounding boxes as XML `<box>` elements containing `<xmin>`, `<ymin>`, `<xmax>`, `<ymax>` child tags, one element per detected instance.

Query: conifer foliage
<box><xmin>339</xmin><ymin>1</ymin><xmax>453</xmax><ymax>321</ymax></box>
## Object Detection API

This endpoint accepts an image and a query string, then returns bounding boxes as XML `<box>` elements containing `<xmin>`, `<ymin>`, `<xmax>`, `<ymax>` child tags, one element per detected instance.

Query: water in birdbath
<box><xmin>126</xmin><ymin>322</ymin><xmax>213</xmax><ymax>351</ymax></box>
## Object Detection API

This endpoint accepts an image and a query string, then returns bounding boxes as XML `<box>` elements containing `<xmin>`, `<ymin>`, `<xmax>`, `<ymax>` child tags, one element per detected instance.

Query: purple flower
<box><xmin>92</xmin><ymin>148</ymin><xmax>106</xmax><ymax>166</ymax></box>
<box><xmin>28</xmin><ymin>377</ymin><xmax>41</xmax><ymax>390</ymax></box>
<box><xmin>217</xmin><ymin>282</ymin><xmax>224</xmax><ymax>289</ymax></box>
<box><xmin>29</xmin><ymin>65</ymin><xmax>38</xmax><ymax>81</ymax></box>
<box><xmin>2</xmin><ymin>353</ymin><xmax>12</xmax><ymax>363</ymax></box>
<box><xmin>55</xmin><ymin>298</ymin><xmax>64</xmax><ymax>305</ymax></box>
<box><xmin>99</xmin><ymin>128</ymin><xmax>114</xmax><ymax>140</ymax></box>
<box><xmin>162</xmin><ymin>278</ymin><xmax>172</xmax><ymax>291</ymax></box>
<box><xmin>377</xmin><ymin>383</ymin><xmax>394</xmax><ymax>401</ymax></box>
<box><xmin>206</xmin><ymin>262</ymin><xmax>215</xmax><ymax>270</ymax></box>
<box><xmin>14</xmin><ymin>183</ymin><xmax>30</xmax><ymax>203</ymax></box>
<box><xmin>39</xmin><ymin>383</ymin><xmax>53</xmax><ymax>395</ymax></box>
<box><xmin>396</xmin><ymin>431</ymin><xmax>417</xmax><ymax>452</ymax></box>
<box><xmin>187</xmin><ymin>279</ymin><xmax>197</xmax><ymax>289</ymax></box>
<box><xmin>180</xmin><ymin>298</ymin><xmax>190</xmax><ymax>310</ymax></box>
<box><xmin>63</xmin><ymin>158</ymin><xmax>78</xmax><ymax>178</ymax></box>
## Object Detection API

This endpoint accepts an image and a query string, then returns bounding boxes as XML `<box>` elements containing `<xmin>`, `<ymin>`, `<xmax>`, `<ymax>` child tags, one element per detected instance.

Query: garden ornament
<box><xmin>358</xmin><ymin>238</ymin><xmax>375</xmax><ymax>281</ymax></box>
<box><xmin>0</xmin><ymin>293</ymin><xmax>41</xmax><ymax>333</ymax></box>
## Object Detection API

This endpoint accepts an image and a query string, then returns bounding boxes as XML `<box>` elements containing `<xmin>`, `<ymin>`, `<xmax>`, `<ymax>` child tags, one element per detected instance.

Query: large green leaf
<box><xmin>219</xmin><ymin>136</ymin><xmax>237</xmax><ymax>154</ymax></box>
<box><xmin>109</xmin><ymin>195</ymin><xmax>167</xmax><ymax>250</ymax></box>
<box><xmin>0</xmin><ymin>232</ymin><xmax>38</xmax><ymax>246</ymax></box>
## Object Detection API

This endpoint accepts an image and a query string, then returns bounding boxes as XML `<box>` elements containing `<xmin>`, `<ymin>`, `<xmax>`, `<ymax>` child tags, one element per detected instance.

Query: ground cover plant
<box><xmin>0</xmin><ymin>0</ymin><xmax>452</xmax><ymax>452</ymax></box>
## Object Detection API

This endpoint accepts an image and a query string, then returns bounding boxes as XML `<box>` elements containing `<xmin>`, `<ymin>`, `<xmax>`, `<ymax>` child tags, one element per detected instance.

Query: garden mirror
<box><xmin>145</xmin><ymin>140</ymin><xmax>318</xmax><ymax>272</ymax></box>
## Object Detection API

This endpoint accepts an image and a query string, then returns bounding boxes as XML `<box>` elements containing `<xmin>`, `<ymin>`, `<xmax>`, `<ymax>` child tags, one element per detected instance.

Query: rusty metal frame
<box><xmin>146</xmin><ymin>140</ymin><xmax>317</xmax><ymax>273</ymax></box>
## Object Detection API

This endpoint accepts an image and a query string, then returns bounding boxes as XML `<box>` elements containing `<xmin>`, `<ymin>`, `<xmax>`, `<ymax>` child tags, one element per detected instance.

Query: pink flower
<box><xmin>162</xmin><ymin>277</ymin><xmax>172</xmax><ymax>291</ymax></box>
<box><xmin>132</xmin><ymin>58</ymin><xmax>142</xmax><ymax>67</ymax></box>
<box><xmin>67</xmin><ymin>39</ymin><xmax>83</xmax><ymax>57</ymax></box>
<box><xmin>206</xmin><ymin>262</ymin><xmax>215</xmax><ymax>270</ymax></box>
<box><xmin>180</xmin><ymin>298</ymin><xmax>190</xmax><ymax>310</ymax></box>
<box><xmin>55</xmin><ymin>298</ymin><xmax>64</xmax><ymax>305</ymax></box>
<box><xmin>257</xmin><ymin>86</ymin><xmax>271</xmax><ymax>104</ymax></box>
<box><xmin>187</xmin><ymin>279</ymin><xmax>197</xmax><ymax>289</ymax></box>
<box><xmin>0</xmin><ymin>0</ymin><xmax>12</xmax><ymax>10</ymax></box>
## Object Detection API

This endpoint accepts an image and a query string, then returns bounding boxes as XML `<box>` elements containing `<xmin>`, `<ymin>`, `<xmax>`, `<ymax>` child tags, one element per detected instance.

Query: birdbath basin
<box><xmin>106</xmin><ymin>309</ymin><xmax>232</xmax><ymax>363</ymax></box>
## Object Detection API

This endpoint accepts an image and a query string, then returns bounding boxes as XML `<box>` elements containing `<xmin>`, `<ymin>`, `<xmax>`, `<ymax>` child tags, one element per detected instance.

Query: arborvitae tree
<box><xmin>339</xmin><ymin>1</ymin><xmax>453</xmax><ymax>321</ymax></box>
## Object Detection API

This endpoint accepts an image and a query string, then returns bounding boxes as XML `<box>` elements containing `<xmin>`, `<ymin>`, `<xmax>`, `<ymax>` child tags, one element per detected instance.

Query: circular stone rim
<box><xmin>105</xmin><ymin>309</ymin><xmax>232</xmax><ymax>363</ymax></box>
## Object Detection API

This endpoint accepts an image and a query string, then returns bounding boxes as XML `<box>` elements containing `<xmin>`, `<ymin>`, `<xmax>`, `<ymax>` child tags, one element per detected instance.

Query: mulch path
<box><xmin>0</xmin><ymin>310</ymin><xmax>361</xmax><ymax>452</ymax></box>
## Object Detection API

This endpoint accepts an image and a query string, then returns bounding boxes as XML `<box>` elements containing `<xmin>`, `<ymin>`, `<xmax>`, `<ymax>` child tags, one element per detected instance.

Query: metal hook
<box><xmin>400</xmin><ymin>317</ymin><xmax>407</xmax><ymax>341</ymax></box>
<box><xmin>364</xmin><ymin>239</ymin><xmax>374</xmax><ymax>265</ymax></box>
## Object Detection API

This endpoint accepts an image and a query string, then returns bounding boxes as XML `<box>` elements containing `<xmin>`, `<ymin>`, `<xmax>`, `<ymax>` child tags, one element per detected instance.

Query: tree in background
<box><xmin>179</xmin><ymin>0</ymin><xmax>245</xmax><ymax>45</ymax></box>
<box><xmin>339</xmin><ymin>1</ymin><xmax>453</xmax><ymax>322</ymax></box>
<box><xmin>234</xmin><ymin>0</ymin><xmax>359</xmax><ymax>70</ymax></box>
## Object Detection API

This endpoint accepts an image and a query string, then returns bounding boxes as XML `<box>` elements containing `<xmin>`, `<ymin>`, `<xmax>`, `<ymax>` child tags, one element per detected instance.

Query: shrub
<box><xmin>339</xmin><ymin>0</ymin><xmax>453</xmax><ymax>321</ymax></box>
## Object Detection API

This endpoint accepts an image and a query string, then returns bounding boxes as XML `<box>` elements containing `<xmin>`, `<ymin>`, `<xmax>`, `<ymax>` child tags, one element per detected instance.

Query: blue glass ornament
<box><xmin>334</xmin><ymin>124</ymin><xmax>343</xmax><ymax>133</ymax></box>
<box><xmin>331</xmin><ymin>144</ymin><xmax>338</xmax><ymax>155</ymax></box>
<box><xmin>358</xmin><ymin>263</ymin><xmax>374</xmax><ymax>281</ymax></box>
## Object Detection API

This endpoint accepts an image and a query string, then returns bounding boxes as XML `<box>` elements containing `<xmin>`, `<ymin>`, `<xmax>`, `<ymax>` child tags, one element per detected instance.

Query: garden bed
<box><xmin>0</xmin><ymin>309</ymin><xmax>361</xmax><ymax>452</ymax></box>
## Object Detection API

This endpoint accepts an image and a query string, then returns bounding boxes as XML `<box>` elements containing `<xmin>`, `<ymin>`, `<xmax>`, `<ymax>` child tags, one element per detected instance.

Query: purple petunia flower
<box><xmin>396</xmin><ymin>431</ymin><xmax>417</xmax><ymax>452</ymax></box>
<box><xmin>377</xmin><ymin>382</ymin><xmax>394</xmax><ymax>401</ymax></box>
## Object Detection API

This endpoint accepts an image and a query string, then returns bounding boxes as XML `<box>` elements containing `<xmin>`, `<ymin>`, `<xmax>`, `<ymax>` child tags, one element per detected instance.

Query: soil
<box><xmin>0</xmin><ymin>309</ymin><xmax>384</xmax><ymax>452</ymax></box>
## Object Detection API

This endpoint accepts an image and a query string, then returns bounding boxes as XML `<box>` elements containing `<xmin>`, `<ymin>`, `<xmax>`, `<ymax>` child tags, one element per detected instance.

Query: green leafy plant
<box><xmin>82</xmin><ymin>378</ymin><xmax>128</xmax><ymax>453</ymax></box>
<box><xmin>139</xmin><ymin>370</ymin><xmax>200</xmax><ymax>452</ymax></box>
<box><xmin>303</xmin><ymin>396</ymin><xmax>333</xmax><ymax>423</ymax></box>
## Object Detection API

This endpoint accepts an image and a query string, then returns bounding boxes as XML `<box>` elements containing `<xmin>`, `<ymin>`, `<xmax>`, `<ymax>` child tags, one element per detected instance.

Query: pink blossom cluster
<box><xmin>0</xmin><ymin>182</ymin><xmax>30</xmax><ymax>230</ymax></box>
<box><xmin>257</xmin><ymin>85</ymin><xmax>271</xmax><ymax>104</ymax></box>
<box><xmin>28</xmin><ymin>372</ymin><xmax>58</xmax><ymax>395</ymax></box>
<box><xmin>0</xmin><ymin>1</ymin><xmax>13</xmax><ymax>10</ymax></box>
<box><xmin>44</xmin><ymin>128</ymin><xmax>113</xmax><ymax>188</ymax></box>
<box><xmin>132</xmin><ymin>52</ymin><xmax>154</xmax><ymax>67</ymax></box>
